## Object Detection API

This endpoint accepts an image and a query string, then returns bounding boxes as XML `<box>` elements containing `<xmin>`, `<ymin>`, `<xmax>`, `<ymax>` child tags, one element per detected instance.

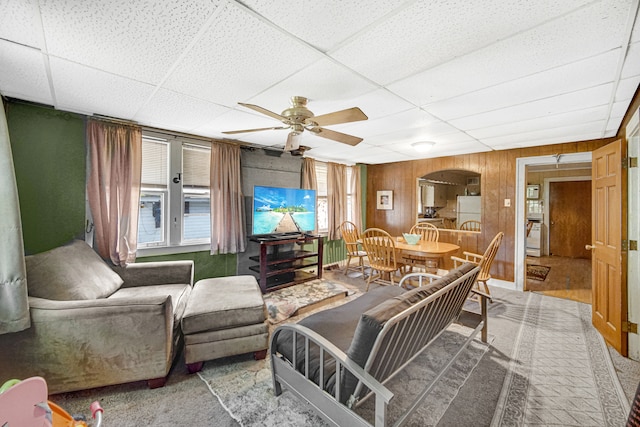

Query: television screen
<box><xmin>252</xmin><ymin>186</ymin><xmax>316</xmax><ymax>236</ymax></box>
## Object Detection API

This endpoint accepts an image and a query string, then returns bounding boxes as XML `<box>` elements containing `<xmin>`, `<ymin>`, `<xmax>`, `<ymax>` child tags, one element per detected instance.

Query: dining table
<box><xmin>394</xmin><ymin>238</ymin><xmax>460</xmax><ymax>272</ymax></box>
<box><xmin>395</xmin><ymin>238</ymin><xmax>460</xmax><ymax>256</ymax></box>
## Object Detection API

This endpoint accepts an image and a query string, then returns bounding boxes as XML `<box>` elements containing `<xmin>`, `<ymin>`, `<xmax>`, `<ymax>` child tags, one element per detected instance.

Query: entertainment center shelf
<box><xmin>249</xmin><ymin>234</ymin><xmax>323</xmax><ymax>293</ymax></box>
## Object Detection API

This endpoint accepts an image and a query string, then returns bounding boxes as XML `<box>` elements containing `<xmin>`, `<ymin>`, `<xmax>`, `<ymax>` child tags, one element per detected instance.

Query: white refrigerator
<box><xmin>456</xmin><ymin>196</ymin><xmax>481</xmax><ymax>225</ymax></box>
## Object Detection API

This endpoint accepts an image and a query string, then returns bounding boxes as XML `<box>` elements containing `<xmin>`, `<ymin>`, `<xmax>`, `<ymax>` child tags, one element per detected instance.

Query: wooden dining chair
<box><xmin>459</xmin><ymin>220</ymin><xmax>481</xmax><ymax>231</ymax></box>
<box><xmin>451</xmin><ymin>231</ymin><xmax>504</xmax><ymax>298</ymax></box>
<box><xmin>403</xmin><ymin>222</ymin><xmax>440</xmax><ymax>273</ymax></box>
<box><xmin>410</xmin><ymin>222</ymin><xmax>440</xmax><ymax>241</ymax></box>
<box><xmin>361</xmin><ymin>228</ymin><xmax>405</xmax><ymax>291</ymax></box>
<box><xmin>339</xmin><ymin>220</ymin><xmax>367</xmax><ymax>278</ymax></box>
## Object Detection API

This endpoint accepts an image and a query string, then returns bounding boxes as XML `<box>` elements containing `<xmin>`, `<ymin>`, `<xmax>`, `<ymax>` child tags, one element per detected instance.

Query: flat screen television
<box><xmin>251</xmin><ymin>185</ymin><xmax>317</xmax><ymax>237</ymax></box>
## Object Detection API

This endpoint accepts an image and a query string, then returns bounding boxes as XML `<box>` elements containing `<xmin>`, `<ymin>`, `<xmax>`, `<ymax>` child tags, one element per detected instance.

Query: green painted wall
<box><xmin>7</xmin><ymin>101</ymin><xmax>86</xmax><ymax>255</ymax></box>
<box><xmin>137</xmin><ymin>251</ymin><xmax>237</xmax><ymax>282</ymax></box>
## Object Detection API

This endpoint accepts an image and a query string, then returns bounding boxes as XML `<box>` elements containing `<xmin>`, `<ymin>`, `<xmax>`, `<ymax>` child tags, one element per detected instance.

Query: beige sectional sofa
<box><xmin>0</xmin><ymin>240</ymin><xmax>193</xmax><ymax>394</ymax></box>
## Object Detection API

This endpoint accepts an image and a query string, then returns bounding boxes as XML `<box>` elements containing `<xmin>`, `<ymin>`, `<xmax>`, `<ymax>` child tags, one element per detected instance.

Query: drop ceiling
<box><xmin>0</xmin><ymin>0</ymin><xmax>638</xmax><ymax>165</ymax></box>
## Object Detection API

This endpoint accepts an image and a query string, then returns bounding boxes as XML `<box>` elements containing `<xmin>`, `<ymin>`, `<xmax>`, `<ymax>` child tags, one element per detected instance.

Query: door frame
<box><xmin>515</xmin><ymin>152</ymin><xmax>592</xmax><ymax>291</ymax></box>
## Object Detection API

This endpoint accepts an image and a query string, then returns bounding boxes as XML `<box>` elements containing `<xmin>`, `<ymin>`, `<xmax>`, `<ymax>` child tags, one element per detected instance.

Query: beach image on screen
<box><xmin>252</xmin><ymin>186</ymin><xmax>316</xmax><ymax>235</ymax></box>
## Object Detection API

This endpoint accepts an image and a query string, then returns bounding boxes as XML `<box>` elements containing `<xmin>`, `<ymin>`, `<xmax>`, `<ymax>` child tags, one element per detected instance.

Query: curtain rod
<box><xmin>92</xmin><ymin>114</ymin><xmax>247</xmax><ymax>147</ymax></box>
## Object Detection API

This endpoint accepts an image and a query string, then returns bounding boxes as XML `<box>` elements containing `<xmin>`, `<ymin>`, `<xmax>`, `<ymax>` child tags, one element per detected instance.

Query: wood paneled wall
<box><xmin>366</xmin><ymin>139</ymin><xmax>617</xmax><ymax>282</ymax></box>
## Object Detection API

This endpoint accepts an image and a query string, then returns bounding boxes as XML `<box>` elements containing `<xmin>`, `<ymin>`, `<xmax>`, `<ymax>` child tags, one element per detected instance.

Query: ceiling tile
<box><xmin>0</xmin><ymin>0</ymin><xmax>44</xmax><ymax>48</ymax></box>
<box><xmin>49</xmin><ymin>57</ymin><xmax>155</xmax><ymax>118</ymax></box>
<box><xmin>389</xmin><ymin>0</ymin><xmax>632</xmax><ymax>106</ymax></box>
<box><xmin>482</xmin><ymin>120</ymin><xmax>606</xmax><ymax>148</ymax></box>
<box><xmin>39</xmin><ymin>0</ymin><xmax>222</xmax><ymax>84</ymax></box>
<box><xmin>425</xmin><ymin>50</ymin><xmax>620</xmax><ymax>121</ymax></box>
<box><xmin>331</xmin><ymin>0</ymin><xmax>597</xmax><ymax>85</ymax></box>
<box><xmin>621</xmin><ymin>42</ymin><xmax>640</xmax><ymax>78</ymax></box>
<box><xmin>339</xmin><ymin>108</ymin><xmax>442</xmax><ymax>138</ymax></box>
<box><xmin>469</xmin><ymin>105</ymin><xmax>610</xmax><ymax>139</ymax></box>
<box><xmin>163</xmin><ymin>2</ymin><xmax>323</xmax><ymax>107</ymax></box>
<box><xmin>133</xmin><ymin>88</ymin><xmax>230</xmax><ymax>132</ymax></box>
<box><xmin>616</xmin><ymin>76</ymin><xmax>640</xmax><ymax>102</ymax></box>
<box><xmin>239</xmin><ymin>0</ymin><xmax>407</xmax><ymax>52</ymax></box>
<box><xmin>450</xmin><ymin>84</ymin><xmax>614</xmax><ymax>131</ymax></box>
<box><xmin>0</xmin><ymin>40</ymin><xmax>52</xmax><ymax>105</ymax></box>
<box><xmin>192</xmin><ymin>109</ymin><xmax>283</xmax><ymax>139</ymax></box>
<box><xmin>246</xmin><ymin>58</ymin><xmax>377</xmax><ymax>109</ymax></box>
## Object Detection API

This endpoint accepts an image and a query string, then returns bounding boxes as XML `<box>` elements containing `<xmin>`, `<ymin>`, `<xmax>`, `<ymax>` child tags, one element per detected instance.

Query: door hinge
<box><xmin>631</xmin><ymin>240</ymin><xmax>638</xmax><ymax>251</ymax></box>
<box><xmin>623</xmin><ymin>239</ymin><xmax>628</xmax><ymax>251</ymax></box>
<box><xmin>623</xmin><ymin>321</ymin><xmax>638</xmax><ymax>334</ymax></box>
<box><xmin>623</xmin><ymin>157</ymin><xmax>638</xmax><ymax>168</ymax></box>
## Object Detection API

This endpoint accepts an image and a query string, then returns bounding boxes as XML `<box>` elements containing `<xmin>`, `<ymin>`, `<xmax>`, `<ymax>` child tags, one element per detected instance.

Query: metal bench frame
<box><xmin>270</xmin><ymin>265</ymin><xmax>488</xmax><ymax>427</ymax></box>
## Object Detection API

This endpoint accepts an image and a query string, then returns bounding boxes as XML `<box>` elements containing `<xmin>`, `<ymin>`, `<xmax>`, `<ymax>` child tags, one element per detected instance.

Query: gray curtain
<box><xmin>210</xmin><ymin>142</ymin><xmax>246</xmax><ymax>254</ymax></box>
<box><xmin>0</xmin><ymin>102</ymin><xmax>30</xmax><ymax>334</ymax></box>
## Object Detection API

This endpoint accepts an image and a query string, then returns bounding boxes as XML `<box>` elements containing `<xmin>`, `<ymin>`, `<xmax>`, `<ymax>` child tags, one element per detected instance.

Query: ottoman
<box><xmin>182</xmin><ymin>275</ymin><xmax>268</xmax><ymax>373</ymax></box>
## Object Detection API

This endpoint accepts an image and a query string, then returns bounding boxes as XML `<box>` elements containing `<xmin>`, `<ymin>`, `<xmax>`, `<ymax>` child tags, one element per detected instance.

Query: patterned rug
<box><xmin>262</xmin><ymin>279</ymin><xmax>353</xmax><ymax>324</ymax></box>
<box><xmin>491</xmin><ymin>292</ymin><xmax>630</xmax><ymax>426</ymax></box>
<box><xmin>527</xmin><ymin>264</ymin><xmax>551</xmax><ymax>281</ymax></box>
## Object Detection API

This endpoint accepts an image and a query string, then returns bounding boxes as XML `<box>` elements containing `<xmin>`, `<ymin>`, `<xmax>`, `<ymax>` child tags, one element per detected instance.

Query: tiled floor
<box><xmin>525</xmin><ymin>255</ymin><xmax>592</xmax><ymax>304</ymax></box>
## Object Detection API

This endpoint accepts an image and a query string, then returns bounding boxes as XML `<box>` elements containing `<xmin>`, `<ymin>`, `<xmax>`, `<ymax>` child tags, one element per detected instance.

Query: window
<box><xmin>138</xmin><ymin>133</ymin><xmax>211</xmax><ymax>254</ymax></box>
<box><xmin>314</xmin><ymin>162</ymin><xmax>357</xmax><ymax>235</ymax></box>
<box><xmin>316</xmin><ymin>162</ymin><xmax>328</xmax><ymax>233</ymax></box>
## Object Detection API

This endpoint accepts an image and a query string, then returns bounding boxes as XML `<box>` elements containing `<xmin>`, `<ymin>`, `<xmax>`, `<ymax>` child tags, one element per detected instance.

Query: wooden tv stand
<box><xmin>249</xmin><ymin>234</ymin><xmax>323</xmax><ymax>293</ymax></box>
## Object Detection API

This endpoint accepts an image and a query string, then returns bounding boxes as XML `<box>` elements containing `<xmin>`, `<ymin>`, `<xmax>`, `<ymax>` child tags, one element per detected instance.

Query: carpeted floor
<box><xmin>47</xmin><ymin>269</ymin><xmax>640</xmax><ymax>426</ymax></box>
<box><xmin>491</xmin><ymin>292</ymin><xmax>629</xmax><ymax>426</ymax></box>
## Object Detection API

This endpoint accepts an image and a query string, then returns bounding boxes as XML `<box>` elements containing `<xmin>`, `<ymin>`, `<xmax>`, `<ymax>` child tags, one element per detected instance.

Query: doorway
<box><xmin>514</xmin><ymin>152</ymin><xmax>593</xmax><ymax>292</ymax></box>
<box><xmin>523</xmin><ymin>171</ymin><xmax>592</xmax><ymax>304</ymax></box>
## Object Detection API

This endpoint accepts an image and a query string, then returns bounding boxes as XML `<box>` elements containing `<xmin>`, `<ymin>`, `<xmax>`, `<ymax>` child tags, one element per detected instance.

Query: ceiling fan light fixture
<box><xmin>284</xmin><ymin>131</ymin><xmax>302</xmax><ymax>151</ymax></box>
<box><xmin>411</xmin><ymin>141</ymin><xmax>435</xmax><ymax>152</ymax></box>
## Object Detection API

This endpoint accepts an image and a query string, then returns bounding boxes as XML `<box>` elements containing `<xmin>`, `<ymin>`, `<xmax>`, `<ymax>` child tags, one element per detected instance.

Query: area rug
<box><xmin>262</xmin><ymin>279</ymin><xmax>353</xmax><ymax>324</ymax></box>
<box><xmin>527</xmin><ymin>264</ymin><xmax>551</xmax><ymax>281</ymax></box>
<box><xmin>198</xmin><ymin>323</ymin><xmax>491</xmax><ymax>427</ymax></box>
<box><xmin>491</xmin><ymin>292</ymin><xmax>630</xmax><ymax>426</ymax></box>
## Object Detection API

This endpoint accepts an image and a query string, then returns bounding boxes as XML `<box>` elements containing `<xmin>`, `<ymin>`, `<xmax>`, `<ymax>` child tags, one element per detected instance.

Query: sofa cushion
<box><xmin>108</xmin><ymin>283</ymin><xmax>192</xmax><ymax>325</ymax></box>
<box><xmin>26</xmin><ymin>240</ymin><xmax>123</xmax><ymax>301</ymax></box>
<box><xmin>181</xmin><ymin>276</ymin><xmax>266</xmax><ymax>335</ymax></box>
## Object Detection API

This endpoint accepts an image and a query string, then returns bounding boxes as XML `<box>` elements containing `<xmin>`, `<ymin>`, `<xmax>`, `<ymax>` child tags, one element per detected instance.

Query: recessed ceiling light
<box><xmin>411</xmin><ymin>141</ymin><xmax>435</xmax><ymax>152</ymax></box>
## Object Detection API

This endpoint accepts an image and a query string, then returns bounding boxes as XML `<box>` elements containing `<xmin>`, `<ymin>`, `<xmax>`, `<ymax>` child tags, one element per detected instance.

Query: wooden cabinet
<box><xmin>249</xmin><ymin>234</ymin><xmax>323</xmax><ymax>293</ymax></box>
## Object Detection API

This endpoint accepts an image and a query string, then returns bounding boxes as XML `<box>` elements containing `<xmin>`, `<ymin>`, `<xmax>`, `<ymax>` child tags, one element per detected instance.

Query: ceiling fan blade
<box><xmin>311</xmin><ymin>107</ymin><xmax>368</xmax><ymax>126</ymax></box>
<box><xmin>310</xmin><ymin>127</ymin><xmax>363</xmax><ymax>146</ymax></box>
<box><xmin>238</xmin><ymin>102</ymin><xmax>287</xmax><ymax>122</ymax></box>
<box><xmin>222</xmin><ymin>126</ymin><xmax>288</xmax><ymax>135</ymax></box>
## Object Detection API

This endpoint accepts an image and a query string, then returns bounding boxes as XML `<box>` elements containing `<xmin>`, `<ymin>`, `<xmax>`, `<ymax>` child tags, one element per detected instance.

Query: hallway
<box><xmin>525</xmin><ymin>255</ymin><xmax>592</xmax><ymax>304</ymax></box>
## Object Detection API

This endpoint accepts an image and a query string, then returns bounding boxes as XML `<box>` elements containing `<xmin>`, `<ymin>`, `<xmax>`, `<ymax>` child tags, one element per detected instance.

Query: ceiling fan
<box><xmin>223</xmin><ymin>96</ymin><xmax>368</xmax><ymax>151</ymax></box>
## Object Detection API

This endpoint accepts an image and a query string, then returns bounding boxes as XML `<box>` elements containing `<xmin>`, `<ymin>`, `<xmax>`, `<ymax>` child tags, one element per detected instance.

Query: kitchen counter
<box><xmin>417</xmin><ymin>217</ymin><xmax>446</xmax><ymax>227</ymax></box>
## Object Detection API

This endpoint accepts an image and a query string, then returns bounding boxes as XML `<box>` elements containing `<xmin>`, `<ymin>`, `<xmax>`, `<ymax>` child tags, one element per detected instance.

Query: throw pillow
<box><xmin>26</xmin><ymin>240</ymin><xmax>123</xmax><ymax>300</ymax></box>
